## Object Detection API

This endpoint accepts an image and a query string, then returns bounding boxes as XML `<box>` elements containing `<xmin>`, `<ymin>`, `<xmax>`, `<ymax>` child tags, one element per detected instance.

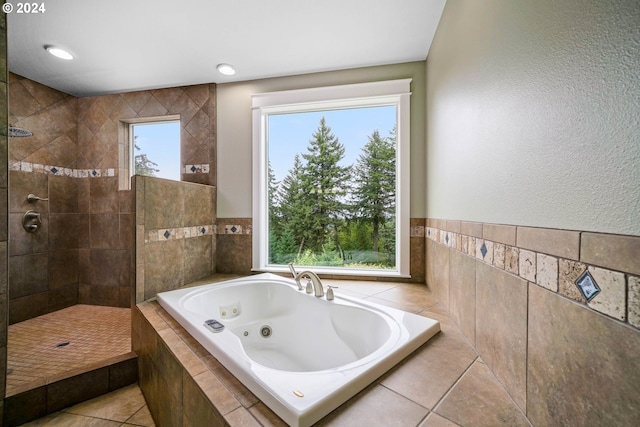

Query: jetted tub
<box><xmin>157</xmin><ymin>273</ymin><xmax>440</xmax><ymax>426</ymax></box>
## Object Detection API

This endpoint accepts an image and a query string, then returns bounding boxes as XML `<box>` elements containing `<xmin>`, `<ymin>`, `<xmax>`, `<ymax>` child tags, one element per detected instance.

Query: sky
<box><xmin>133</xmin><ymin>121</ymin><xmax>181</xmax><ymax>181</ymax></box>
<box><xmin>268</xmin><ymin>105</ymin><xmax>397</xmax><ymax>183</ymax></box>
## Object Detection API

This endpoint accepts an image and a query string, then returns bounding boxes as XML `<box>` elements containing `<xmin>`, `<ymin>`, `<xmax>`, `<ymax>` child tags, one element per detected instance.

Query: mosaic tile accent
<box><xmin>587</xmin><ymin>267</ymin><xmax>626</xmax><ymax>321</ymax></box>
<box><xmin>410</xmin><ymin>226</ymin><xmax>425</xmax><ymax>238</ymax></box>
<box><xmin>10</xmin><ymin>160</ymin><xmax>115</xmax><ymax>178</ymax></box>
<box><xmin>519</xmin><ymin>250</ymin><xmax>537</xmax><ymax>282</ymax></box>
<box><xmin>629</xmin><ymin>276</ymin><xmax>640</xmax><ymax>328</ymax></box>
<box><xmin>219</xmin><ymin>224</ymin><xmax>252</xmax><ymax>235</ymax></box>
<box><xmin>575</xmin><ymin>270</ymin><xmax>600</xmax><ymax>302</ymax></box>
<box><xmin>427</xmin><ymin>221</ymin><xmax>640</xmax><ymax>330</ymax></box>
<box><xmin>184</xmin><ymin>164</ymin><xmax>210</xmax><ymax>174</ymax></box>
<box><xmin>145</xmin><ymin>224</ymin><xmax>214</xmax><ymax>243</ymax></box>
<box><xmin>559</xmin><ymin>259</ymin><xmax>587</xmax><ymax>302</ymax></box>
<box><xmin>494</xmin><ymin>243</ymin><xmax>506</xmax><ymax>270</ymax></box>
<box><xmin>537</xmin><ymin>253</ymin><xmax>558</xmax><ymax>292</ymax></box>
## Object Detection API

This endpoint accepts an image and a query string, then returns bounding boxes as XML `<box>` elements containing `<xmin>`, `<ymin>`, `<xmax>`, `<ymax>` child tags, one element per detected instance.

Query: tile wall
<box><xmin>7</xmin><ymin>75</ymin><xmax>82</xmax><ymax>323</ymax></box>
<box><xmin>425</xmin><ymin>218</ymin><xmax>640</xmax><ymax>425</ymax></box>
<box><xmin>1</xmin><ymin>13</ymin><xmax>9</xmax><ymax>420</ymax></box>
<box><xmin>214</xmin><ymin>217</ymin><xmax>426</xmax><ymax>282</ymax></box>
<box><xmin>7</xmin><ymin>74</ymin><xmax>217</xmax><ymax>320</ymax></box>
<box><xmin>135</xmin><ymin>176</ymin><xmax>216</xmax><ymax>302</ymax></box>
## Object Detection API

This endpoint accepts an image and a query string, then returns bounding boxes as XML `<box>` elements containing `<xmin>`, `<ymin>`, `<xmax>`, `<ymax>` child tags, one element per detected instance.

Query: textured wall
<box><xmin>426</xmin><ymin>0</ymin><xmax>640</xmax><ymax>235</ymax></box>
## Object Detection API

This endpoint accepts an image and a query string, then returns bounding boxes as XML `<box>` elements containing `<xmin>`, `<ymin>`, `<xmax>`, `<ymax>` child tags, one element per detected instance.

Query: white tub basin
<box><xmin>157</xmin><ymin>273</ymin><xmax>440</xmax><ymax>426</ymax></box>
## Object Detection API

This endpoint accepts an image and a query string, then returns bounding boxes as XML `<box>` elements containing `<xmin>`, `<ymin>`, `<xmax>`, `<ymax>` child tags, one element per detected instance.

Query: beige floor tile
<box><xmin>317</xmin><ymin>384</ymin><xmax>429</xmax><ymax>426</ymax></box>
<box><xmin>64</xmin><ymin>384</ymin><xmax>146</xmax><ymax>422</ymax></box>
<box><xmin>125</xmin><ymin>404</ymin><xmax>157</xmax><ymax>427</ymax></box>
<box><xmin>435</xmin><ymin>361</ymin><xmax>529</xmax><ymax>427</ymax></box>
<box><xmin>25</xmin><ymin>412</ymin><xmax>122</xmax><ymax>427</ymax></box>
<box><xmin>420</xmin><ymin>412</ymin><xmax>461</xmax><ymax>426</ymax></box>
<box><xmin>381</xmin><ymin>344</ymin><xmax>476</xmax><ymax>410</ymax></box>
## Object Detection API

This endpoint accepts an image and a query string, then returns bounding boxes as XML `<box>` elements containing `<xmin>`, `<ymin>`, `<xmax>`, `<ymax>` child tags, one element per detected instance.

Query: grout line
<box><xmin>430</xmin><ymin>356</ymin><xmax>480</xmax><ymax>413</ymax></box>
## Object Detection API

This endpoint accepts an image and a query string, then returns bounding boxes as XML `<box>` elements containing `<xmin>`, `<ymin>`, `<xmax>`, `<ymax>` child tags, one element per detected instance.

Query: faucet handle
<box><xmin>305</xmin><ymin>279</ymin><xmax>313</xmax><ymax>294</ymax></box>
<box><xmin>27</xmin><ymin>193</ymin><xmax>49</xmax><ymax>203</ymax></box>
<box><xmin>326</xmin><ymin>285</ymin><xmax>338</xmax><ymax>301</ymax></box>
<box><xmin>288</xmin><ymin>264</ymin><xmax>304</xmax><ymax>290</ymax></box>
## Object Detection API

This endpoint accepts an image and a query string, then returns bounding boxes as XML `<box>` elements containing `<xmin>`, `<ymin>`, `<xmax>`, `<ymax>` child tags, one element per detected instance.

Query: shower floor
<box><xmin>6</xmin><ymin>304</ymin><xmax>131</xmax><ymax>397</ymax></box>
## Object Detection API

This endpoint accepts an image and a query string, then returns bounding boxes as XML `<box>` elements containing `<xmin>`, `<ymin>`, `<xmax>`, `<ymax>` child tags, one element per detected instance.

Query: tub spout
<box><xmin>290</xmin><ymin>265</ymin><xmax>324</xmax><ymax>297</ymax></box>
<box><xmin>299</xmin><ymin>271</ymin><xmax>324</xmax><ymax>297</ymax></box>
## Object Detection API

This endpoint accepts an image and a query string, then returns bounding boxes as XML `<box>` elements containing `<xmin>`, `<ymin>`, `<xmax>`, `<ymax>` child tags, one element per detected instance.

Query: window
<box><xmin>130</xmin><ymin>119</ymin><xmax>181</xmax><ymax>180</ymax></box>
<box><xmin>252</xmin><ymin>79</ymin><xmax>411</xmax><ymax>277</ymax></box>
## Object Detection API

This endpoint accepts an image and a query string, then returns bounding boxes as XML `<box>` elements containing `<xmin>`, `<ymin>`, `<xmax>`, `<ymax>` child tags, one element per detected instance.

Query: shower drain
<box><xmin>260</xmin><ymin>325</ymin><xmax>272</xmax><ymax>338</ymax></box>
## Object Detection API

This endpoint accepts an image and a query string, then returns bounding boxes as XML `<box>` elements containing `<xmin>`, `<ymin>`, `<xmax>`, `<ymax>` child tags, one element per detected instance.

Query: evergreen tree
<box><xmin>300</xmin><ymin>117</ymin><xmax>351</xmax><ymax>252</ymax></box>
<box><xmin>134</xmin><ymin>135</ymin><xmax>160</xmax><ymax>176</ymax></box>
<box><xmin>277</xmin><ymin>154</ymin><xmax>311</xmax><ymax>256</ymax></box>
<box><xmin>351</xmin><ymin>128</ymin><xmax>396</xmax><ymax>253</ymax></box>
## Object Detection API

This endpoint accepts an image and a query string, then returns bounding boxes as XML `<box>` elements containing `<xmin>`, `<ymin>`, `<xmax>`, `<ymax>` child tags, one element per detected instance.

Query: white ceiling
<box><xmin>7</xmin><ymin>0</ymin><xmax>446</xmax><ymax>97</ymax></box>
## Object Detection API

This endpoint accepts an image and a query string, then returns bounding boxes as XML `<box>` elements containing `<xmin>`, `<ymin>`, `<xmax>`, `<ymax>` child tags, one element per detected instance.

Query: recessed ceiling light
<box><xmin>217</xmin><ymin>63</ymin><xmax>236</xmax><ymax>76</ymax></box>
<box><xmin>45</xmin><ymin>45</ymin><xmax>74</xmax><ymax>60</ymax></box>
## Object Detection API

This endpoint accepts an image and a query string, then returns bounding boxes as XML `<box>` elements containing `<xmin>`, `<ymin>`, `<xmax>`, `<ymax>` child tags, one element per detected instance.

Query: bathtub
<box><xmin>157</xmin><ymin>273</ymin><xmax>440</xmax><ymax>427</ymax></box>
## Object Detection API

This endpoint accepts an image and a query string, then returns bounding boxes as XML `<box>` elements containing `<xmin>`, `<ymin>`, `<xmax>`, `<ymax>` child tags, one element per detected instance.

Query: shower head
<box><xmin>9</xmin><ymin>127</ymin><xmax>33</xmax><ymax>137</ymax></box>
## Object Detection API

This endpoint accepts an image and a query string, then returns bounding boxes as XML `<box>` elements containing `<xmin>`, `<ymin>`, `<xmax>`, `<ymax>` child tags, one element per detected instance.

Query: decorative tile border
<box><xmin>10</xmin><ymin>160</ymin><xmax>115</xmax><ymax>178</ymax></box>
<box><xmin>184</xmin><ymin>164</ymin><xmax>210</xmax><ymax>174</ymax></box>
<box><xmin>218</xmin><ymin>224</ymin><xmax>252</xmax><ymax>235</ymax></box>
<box><xmin>145</xmin><ymin>224</ymin><xmax>215</xmax><ymax>243</ymax></box>
<box><xmin>426</xmin><ymin>223</ymin><xmax>640</xmax><ymax>329</ymax></box>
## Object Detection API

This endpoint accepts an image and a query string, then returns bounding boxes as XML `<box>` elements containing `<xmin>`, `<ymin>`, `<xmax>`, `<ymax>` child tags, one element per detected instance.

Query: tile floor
<box><xmin>21</xmin><ymin>384</ymin><xmax>155</xmax><ymax>427</ymax></box>
<box><xmin>21</xmin><ymin>278</ymin><xmax>531</xmax><ymax>426</ymax></box>
<box><xmin>7</xmin><ymin>305</ymin><xmax>131</xmax><ymax>396</ymax></box>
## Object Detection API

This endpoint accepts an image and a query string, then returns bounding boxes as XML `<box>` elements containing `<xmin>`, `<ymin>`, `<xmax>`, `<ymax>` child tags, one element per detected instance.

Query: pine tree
<box><xmin>277</xmin><ymin>154</ymin><xmax>311</xmax><ymax>256</ymax></box>
<box><xmin>133</xmin><ymin>135</ymin><xmax>160</xmax><ymax>176</ymax></box>
<box><xmin>300</xmin><ymin>117</ymin><xmax>351</xmax><ymax>252</ymax></box>
<box><xmin>351</xmin><ymin>128</ymin><xmax>396</xmax><ymax>253</ymax></box>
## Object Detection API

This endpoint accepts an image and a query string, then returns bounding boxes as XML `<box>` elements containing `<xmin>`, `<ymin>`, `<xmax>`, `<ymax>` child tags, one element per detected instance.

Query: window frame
<box><xmin>251</xmin><ymin>79</ymin><xmax>412</xmax><ymax>278</ymax></box>
<box><xmin>128</xmin><ymin>116</ymin><xmax>181</xmax><ymax>182</ymax></box>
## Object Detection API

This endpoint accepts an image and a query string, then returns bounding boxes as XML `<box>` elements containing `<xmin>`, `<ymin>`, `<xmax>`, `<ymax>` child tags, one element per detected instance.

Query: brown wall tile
<box><xmin>184</xmin><ymin>236</ymin><xmax>213</xmax><ymax>285</ymax></box>
<box><xmin>49</xmin><ymin>175</ymin><xmax>77</xmax><ymax>213</ymax></box>
<box><xmin>460</xmin><ymin>221</ymin><xmax>483</xmax><ymax>238</ymax></box>
<box><xmin>183</xmin><ymin>183</ymin><xmax>215</xmax><ymax>227</ymax></box>
<box><xmin>516</xmin><ymin>226</ymin><xmax>580</xmax><ymax>260</ymax></box>
<box><xmin>9</xmin><ymin>292</ymin><xmax>47</xmax><ymax>324</ymax></box>
<box><xmin>482</xmin><ymin>223</ymin><xmax>516</xmax><ymax>246</ymax></box>
<box><xmin>581</xmin><ymin>232</ymin><xmax>640</xmax><ymax>276</ymax></box>
<box><xmin>9</xmin><ymin>171</ymin><xmax>47</xmax><ymax>212</ymax></box>
<box><xmin>8</xmin><ymin>253</ymin><xmax>47</xmax><ymax>298</ymax></box>
<box><xmin>47</xmin><ymin>367</ymin><xmax>109</xmax><ymax>413</ymax></box>
<box><xmin>144</xmin><ymin>178</ymin><xmax>184</xmax><ymax>229</ymax></box>
<box><xmin>144</xmin><ymin>240</ymin><xmax>185</xmax><ymax>300</ymax></box>
<box><xmin>216</xmin><ymin>234</ymin><xmax>252</xmax><ymax>275</ymax></box>
<box><xmin>89</xmin><ymin>177</ymin><xmax>119</xmax><ymax>213</ymax></box>
<box><xmin>49</xmin><ymin>213</ymin><xmax>78</xmax><ymax>250</ymax></box>
<box><xmin>527</xmin><ymin>284</ymin><xmax>640</xmax><ymax>426</ymax></box>
<box><xmin>426</xmin><ymin>238</ymin><xmax>449</xmax><ymax>309</ymax></box>
<box><xmin>410</xmin><ymin>236</ymin><xmax>425</xmax><ymax>283</ymax></box>
<box><xmin>47</xmin><ymin>284</ymin><xmax>78</xmax><ymax>312</ymax></box>
<box><xmin>448</xmin><ymin>249</ymin><xmax>476</xmax><ymax>346</ymax></box>
<box><xmin>4</xmin><ymin>386</ymin><xmax>47</xmax><ymax>426</ymax></box>
<box><xmin>475</xmin><ymin>261</ymin><xmax>528</xmax><ymax>411</ymax></box>
<box><xmin>90</xmin><ymin>214</ymin><xmax>119</xmax><ymax>249</ymax></box>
